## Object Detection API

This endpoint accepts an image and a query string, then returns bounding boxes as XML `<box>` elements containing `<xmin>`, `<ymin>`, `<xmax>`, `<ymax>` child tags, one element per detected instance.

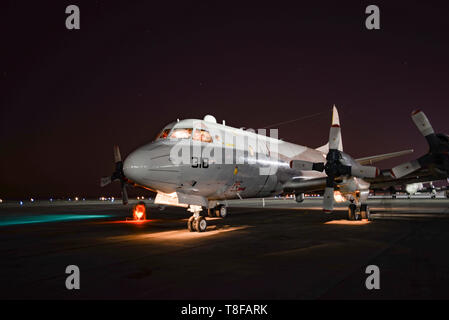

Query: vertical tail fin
<box><xmin>316</xmin><ymin>105</ymin><xmax>343</xmax><ymax>153</ymax></box>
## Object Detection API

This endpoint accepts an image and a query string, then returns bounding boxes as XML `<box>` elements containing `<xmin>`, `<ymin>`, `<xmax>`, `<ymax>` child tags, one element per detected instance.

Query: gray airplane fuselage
<box><xmin>123</xmin><ymin>118</ymin><xmax>326</xmax><ymax>202</ymax></box>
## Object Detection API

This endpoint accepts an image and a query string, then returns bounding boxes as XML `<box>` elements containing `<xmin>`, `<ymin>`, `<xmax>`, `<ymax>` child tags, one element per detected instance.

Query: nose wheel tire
<box><xmin>187</xmin><ymin>216</ymin><xmax>195</xmax><ymax>232</ymax></box>
<box><xmin>193</xmin><ymin>216</ymin><xmax>207</xmax><ymax>232</ymax></box>
<box><xmin>188</xmin><ymin>216</ymin><xmax>207</xmax><ymax>232</ymax></box>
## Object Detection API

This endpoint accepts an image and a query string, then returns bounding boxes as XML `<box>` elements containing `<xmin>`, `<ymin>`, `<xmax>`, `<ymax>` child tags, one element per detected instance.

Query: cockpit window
<box><xmin>157</xmin><ymin>128</ymin><xmax>171</xmax><ymax>140</ymax></box>
<box><xmin>170</xmin><ymin>128</ymin><xmax>193</xmax><ymax>139</ymax></box>
<box><xmin>193</xmin><ymin>129</ymin><xmax>213</xmax><ymax>143</ymax></box>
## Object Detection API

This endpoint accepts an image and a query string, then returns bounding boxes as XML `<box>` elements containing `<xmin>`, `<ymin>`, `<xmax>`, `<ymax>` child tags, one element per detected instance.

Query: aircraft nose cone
<box><xmin>123</xmin><ymin>150</ymin><xmax>149</xmax><ymax>183</ymax></box>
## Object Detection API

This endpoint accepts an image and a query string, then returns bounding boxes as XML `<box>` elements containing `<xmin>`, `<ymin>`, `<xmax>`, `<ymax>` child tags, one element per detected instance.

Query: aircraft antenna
<box><xmin>263</xmin><ymin>110</ymin><xmax>326</xmax><ymax>129</ymax></box>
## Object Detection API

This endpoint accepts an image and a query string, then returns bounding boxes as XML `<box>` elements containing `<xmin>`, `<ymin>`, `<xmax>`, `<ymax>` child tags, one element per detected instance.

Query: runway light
<box><xmin>75</xmin><ymin>197</ymin><xmax>79</xmax><ymax>201</ymax></box>
<box><xmin>30</xmin><ymin>198</ymin><xmax>34</xmax><ymax>202</ymax></box>
<box><xmin>0</xmin><ymin>199</ymin><xmax>3</xmax><ymax>203</ymax></box>
<box><xmin>133</xmin><ymin>204</ymin><xmax>146</xmax><ymax>221</ymax></box>
<box><xmin>19</xmin><ymin>201</ymin><xmax>23</xmax><ymax>206</ymax></box>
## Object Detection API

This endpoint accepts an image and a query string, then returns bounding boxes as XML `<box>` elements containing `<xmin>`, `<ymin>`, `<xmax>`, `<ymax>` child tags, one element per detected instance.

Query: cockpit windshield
<box><xmin>155</xmin><ymin>122</ymin><xmax>177</xmax><ymax>140</ymax></box>
<box><xmin>155</xmin><ymin>121</ymin><xmax>213</xmax><ymax>143</ymax></box>
<box><xmin>193</xmin><ymin>129</ymin><xmax>213</xmax><ymax>143</ymax></box>
<box><xmin>170</xmin><ymin>128</ymin><xmax>193</xmax><ymax>139</ymax></box>
<box><xmin>157</xmin><ymin>128</ymin><xmax>171</xmax><ymax>140</ymax></box>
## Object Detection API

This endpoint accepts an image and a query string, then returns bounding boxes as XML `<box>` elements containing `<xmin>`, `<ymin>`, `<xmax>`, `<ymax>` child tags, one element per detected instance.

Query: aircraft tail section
<box><xmin>316</xmin><ymin>105</ymin><xmax>343</xmax><ymax>153</ymax></box>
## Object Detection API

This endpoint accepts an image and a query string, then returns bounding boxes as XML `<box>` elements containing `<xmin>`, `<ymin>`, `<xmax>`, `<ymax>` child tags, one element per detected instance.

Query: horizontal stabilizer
<box><xmin>356</xmin><ymin>149</ymin><xmax>414</xmax><ymax>165</ymax></box>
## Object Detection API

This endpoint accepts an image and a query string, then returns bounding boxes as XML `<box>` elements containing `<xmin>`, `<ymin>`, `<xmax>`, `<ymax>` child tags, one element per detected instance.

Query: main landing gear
<box><xmin>207</xmin><ymin>204</ymin><xmax>227</xmax><ymax>218</ymax></box>
<box><xmin>187</xmin><ymin>204</ymin><xmax>228</xmax><ymax>232</ymax></box>
<box><xmin>347</xmin><ymin>202</ymin><xmax>371</xmax><ymax>221</ymax></box>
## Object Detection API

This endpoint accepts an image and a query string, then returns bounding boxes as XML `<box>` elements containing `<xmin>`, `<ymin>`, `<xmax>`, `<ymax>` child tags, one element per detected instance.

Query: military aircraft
<box><xmin>101</xmin><ymin>107</ymin><xmax>449</xmax><ymax>232</ymax></box>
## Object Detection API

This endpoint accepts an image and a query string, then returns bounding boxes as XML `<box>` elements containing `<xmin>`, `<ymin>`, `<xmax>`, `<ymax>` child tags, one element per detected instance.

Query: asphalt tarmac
<box><xmin>1</xmin><ymin>198</ymin><xmax>449</xmax><ymax>299</ymax></box>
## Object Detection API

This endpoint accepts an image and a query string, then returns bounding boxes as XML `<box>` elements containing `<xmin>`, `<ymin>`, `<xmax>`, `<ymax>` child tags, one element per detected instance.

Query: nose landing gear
<box><xmin>187</xmin><ymin>205</ymin><xmax>208</xmax><ymax>232</ymax></box>
<box><xmin>187</xmin><ymin>204</ymin><xmax>228</xmax><ymax>232</ymax></box>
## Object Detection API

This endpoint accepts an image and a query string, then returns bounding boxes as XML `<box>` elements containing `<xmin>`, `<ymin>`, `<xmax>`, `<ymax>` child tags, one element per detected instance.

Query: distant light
<box><xmin>111</xmin><ymin>197</ymin><xmax>115</xmax><ymax>202</ymax></box>
<box><xmin>30</xmin><ymin>198</ymin><xmax>34</xmax><ymax>202</ymax></box>
<box><xmin>49</xmin><ymin>198</ymin><xmax>53</xmax><ymax>202</ymax></box>
<box><xmin>68</xmin><ymin>198</ymin><xmax>71</xmax><ymax>201</ymax></box>
<box><xmin>82</xmin><ymin>198</ymin><xmax>86</xmax><ymax>201</ymax></box>
<box><xmin>19</xmin><ymin>201</ymin><xmax>23</xmax><ymax>206</ymax></box>
<box><xmin>75</xmin><ymin>197</ymin><xmax>79</xmax><ymax>201</ymax></box>
<box><xmin>0</xmin><ymin>199</ymin><xmax>3</xmax><ymax>203</ymax></box>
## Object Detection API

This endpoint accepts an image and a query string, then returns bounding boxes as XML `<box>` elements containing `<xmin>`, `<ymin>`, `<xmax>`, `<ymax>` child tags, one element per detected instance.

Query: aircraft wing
<box><xmin>283</xmin><ymin>166</ymin><xmax>448</xmax><ymax>194</ymax></box>
<box><xmin>367</xmin><ymin>167</ymin><xmax>448</xmax><ymax>190</ymax></box>
<box><xmin>355</xmin><ymin>149</ymin><xmax>414</xmax><ymax>165</ymax></box>
<box><xmin>284</xmin><ymin>110</ymin><xmax>449</xmax><ymax>196</ymax></box>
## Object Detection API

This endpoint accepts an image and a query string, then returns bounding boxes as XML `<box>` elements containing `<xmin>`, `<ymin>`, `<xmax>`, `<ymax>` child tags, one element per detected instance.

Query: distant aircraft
<box><xmin>392</xmin><ymin>180</ymin><xmax>449</xmax><ymax>198</ymax></box>
<box><xmin>101</xmin><ymin>107</ymin><xmax>449</xmax><ymax>232</ymax></box>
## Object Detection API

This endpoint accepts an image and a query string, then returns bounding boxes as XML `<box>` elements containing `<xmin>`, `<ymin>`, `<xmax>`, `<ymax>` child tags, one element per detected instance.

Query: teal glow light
<box><xmin>0</xmin><ymin>214</ymin><xmax>111</xmax><ymax>227</ymax></box>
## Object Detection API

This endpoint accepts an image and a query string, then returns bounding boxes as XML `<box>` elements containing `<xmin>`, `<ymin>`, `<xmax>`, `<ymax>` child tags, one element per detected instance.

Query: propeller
<box><xmin>290</xmin><ymin>108</ymin><xmax>379</xmax><ymax>212</ymax></box>
<box><xmin>100</xmin><ymin>145</ymin><xmax>129</xmax><ymax>205</ymax></box>
<box><xmin>391</xmin><ymin>110</ymin><xmax>449</xmax><ymax>178</ymax></box>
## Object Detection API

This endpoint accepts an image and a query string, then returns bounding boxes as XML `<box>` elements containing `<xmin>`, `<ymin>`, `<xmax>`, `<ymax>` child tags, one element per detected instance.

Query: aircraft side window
<box><xmin>193</xmin><ymin>129</ymin><xmax>213</xmax><ymax>143</ymax></box>
<box><xmin>158</xmin><ymin>128</ymin><xmax>171</xmax><ymax>139</ymax></box>
<box><xmin>170</xmin><ymin>128</ymin><xmax>193</xmax><ymax>139</ymax></box>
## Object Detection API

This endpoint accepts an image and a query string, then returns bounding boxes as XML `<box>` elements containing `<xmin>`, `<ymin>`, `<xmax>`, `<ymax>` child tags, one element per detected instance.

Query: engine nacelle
<box><xmin>338</xmin><ymin>177</ymin><xmax>369</xmax><ymax>193</ymax></box>
<box><xmin>337</xmin><ymin>177</ymin><xmax>370</xmax><ymax>202</ymax></box>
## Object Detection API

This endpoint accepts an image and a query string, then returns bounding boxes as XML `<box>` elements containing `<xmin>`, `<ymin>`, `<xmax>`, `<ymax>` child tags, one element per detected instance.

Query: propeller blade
<box><xmin>390</xmin><ymin>160</ymin><xmax>421</xmax><ymax>178</ymax></box>
<box><xmin>328</xmin><ymin>125</ymin><xmax>342</xmax><ymax>151</ymax></box>
<box><xmin>323</xmin><ymin>187</ymin><xmax>334</xmax><ymax>213</ymax></box>
<box><xmin>290</xmin><ymin>160</ymin><xmax>325</xmax><ymax>172</ymax></box>
<box><xmin>113</xmin><ymin>145</ymin><xmax>122</xmax><ymax>163</ymax></box>
<box><xmin>100</xmin><ymin>176</ymin><xmax>112</xmax><ymax>187</ymax></box>
<box><xmin>412</xmin><ymin>110</ymin><xmax>434</xmax><ymax>137</ymax></box>
<box><xmin>121</xmin><ymin>181</ymin><xmax>129</xmax><ymax>205</ymax></box>
<box><xmin>351</xmin><ymin>165</ymin><xmax>379</xmax><ymax>178</ymax></box>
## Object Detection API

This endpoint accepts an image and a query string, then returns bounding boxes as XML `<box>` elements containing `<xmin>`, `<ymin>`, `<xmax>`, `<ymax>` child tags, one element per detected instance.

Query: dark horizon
<box><xmin>2</xmin><ymin>1</ymin><xmax>449</xmax><ymax>199</ymax></box>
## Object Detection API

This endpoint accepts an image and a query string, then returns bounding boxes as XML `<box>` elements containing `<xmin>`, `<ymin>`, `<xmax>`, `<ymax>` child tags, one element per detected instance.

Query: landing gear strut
<box><xmin>295</xmin><ymin>193</ymin><xmax>305</xmax><ymax>203</ymax></box>
<box><xmin>187</xmin><ymin>205</ymin><xmax>207</xmax><ymax>232</ymax></box>
<box><xmin>348</xmin><ymin>203</ymin><xmax>357</xmax><ymax>221</ymax></box>
<box><xmin>347</xmin><ymin>202</ymin><xmax>370</xmax><ymax>221</ymax></box>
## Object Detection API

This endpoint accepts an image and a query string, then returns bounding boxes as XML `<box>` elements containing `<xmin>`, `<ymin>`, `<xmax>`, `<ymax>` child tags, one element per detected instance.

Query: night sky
<box><xmin>1</xmin><ymin>1</ymin><xmax>449</xmax><ymax>199</ymax></box>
